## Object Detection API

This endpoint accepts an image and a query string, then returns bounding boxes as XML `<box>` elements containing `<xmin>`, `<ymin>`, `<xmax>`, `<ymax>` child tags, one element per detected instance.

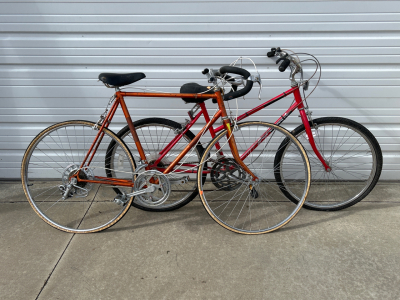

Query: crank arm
<box><xmin>226</xmin><ymin>174</ymin><xmax>250</xmax><ymax>184</ymax></box>
<box><xmin>169</xmin><ymin>176</ymin><xmax>189</xmax><ymax>185</ymax></box>
<box><xmin>125</xmin><ymin>185</ymin><xmax>156</xmax><ymax>197</ymax></box>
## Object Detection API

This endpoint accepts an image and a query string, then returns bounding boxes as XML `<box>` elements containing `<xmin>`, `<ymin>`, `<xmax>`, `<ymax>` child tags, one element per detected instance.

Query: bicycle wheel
<box><xmin>21</xmin><ymin>120</ymin><xmax>135</xmax><ymax>233</ymax></box>
<box><xmin>197</xmin><ymin>121</ymin><xmax>311</xmax><ymax>234</ymax></box>
<box><xmin>108</xmin><ymin>118</ymin><xmax>204</xmax><ymax>212</ymax></box>
<box><xmin>275</xmin><ymin>117</ymin><xmax>382</xmax><ymax>211</ymax></box>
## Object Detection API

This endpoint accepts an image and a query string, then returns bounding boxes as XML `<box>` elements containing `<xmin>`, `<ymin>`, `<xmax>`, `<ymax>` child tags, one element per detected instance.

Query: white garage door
<box><xmin>0</xmin><ymin>0</ymin><xmax>399</xmax><ymax>179</ymax></box>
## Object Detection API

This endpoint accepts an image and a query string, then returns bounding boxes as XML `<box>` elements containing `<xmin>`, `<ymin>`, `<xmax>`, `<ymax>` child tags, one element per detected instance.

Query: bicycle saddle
<box><xmin>180</xmin><ymin>83</ymin><xmax>214</xmax><ymax>103</ymax></box>
<box><xmin>98</xmin><ymin>73</ymin><xmax>146</xmax><ymax>87</ymax></box>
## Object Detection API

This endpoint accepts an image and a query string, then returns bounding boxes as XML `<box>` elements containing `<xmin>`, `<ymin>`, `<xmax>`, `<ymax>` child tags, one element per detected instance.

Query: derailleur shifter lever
<box><xmin>202</xmin><ymin>67</ymin><xmax>217</xmax><ymax>83</ymax></box>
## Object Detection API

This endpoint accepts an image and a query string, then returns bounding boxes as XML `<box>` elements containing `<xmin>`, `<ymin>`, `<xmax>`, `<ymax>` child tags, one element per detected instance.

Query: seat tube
<box><xmin>294</xmin><ymin>88</ymin><xmax>330</xmax><ymax>171</ymax></box>
<box><xmin>214</xmin><ymin>91</ymin><xmax>258</xmax><ymax>180</ymax></box>
<box><xmin>117</xmin><ymin>92</ymin><xmax>148</xmax><ymax>163</ymax></box>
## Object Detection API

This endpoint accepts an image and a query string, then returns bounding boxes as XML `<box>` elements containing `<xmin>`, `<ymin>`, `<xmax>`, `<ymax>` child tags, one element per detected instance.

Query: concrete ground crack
<box><xmin>34</xmin><ymin>233</ymin><xmax>76</xmax><ymax>300</ymax></box>
<box><xmin>35</xmin><ymin>185</ymin><xmax>101</xmax><ymax>299</ymax></box>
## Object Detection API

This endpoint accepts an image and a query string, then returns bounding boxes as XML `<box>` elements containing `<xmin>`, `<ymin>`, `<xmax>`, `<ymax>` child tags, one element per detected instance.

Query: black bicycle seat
<box><xmin>98</xmin><ymin>73</ymin><xmax>146</xmax><ymax>87</ymax></box>
<box><xmin>180</xmin><ymin>82</ymin><xmax>214</xmax><ymax>103</ymax></box>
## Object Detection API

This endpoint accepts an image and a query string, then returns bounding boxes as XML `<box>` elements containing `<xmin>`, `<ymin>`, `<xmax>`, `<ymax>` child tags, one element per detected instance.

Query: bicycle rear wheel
<box><xmin>274</xmin><ymin>117</ymin><xmax>382</xmax><ymax>211</ymax></box>
<box><xmin>109</xmin><ymin>118</ymin><xmax>204</xmax><ymax>211</ymax></box>
<box><xmin>197</xmin><ymin>121</ymin><xmax>311</xmax><ymax>234</ymax></box>
<box><xmin>21</xmin><ymin>120</ymin><xmax>135</xmax><ymax>233</ymax></box>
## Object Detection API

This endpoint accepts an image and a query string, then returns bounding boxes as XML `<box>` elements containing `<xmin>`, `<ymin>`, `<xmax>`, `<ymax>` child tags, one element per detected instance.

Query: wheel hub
<box><xmin>60</xmin><ymin>164</ymin><xmax>94</xmax><ymax>197</ymax></box>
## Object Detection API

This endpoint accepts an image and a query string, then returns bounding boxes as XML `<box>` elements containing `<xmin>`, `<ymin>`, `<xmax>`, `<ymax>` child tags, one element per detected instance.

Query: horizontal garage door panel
<box><xmin>0</xmin><ymin>1</ymin><xmax>399</xmax><ymax>179</ymax></box>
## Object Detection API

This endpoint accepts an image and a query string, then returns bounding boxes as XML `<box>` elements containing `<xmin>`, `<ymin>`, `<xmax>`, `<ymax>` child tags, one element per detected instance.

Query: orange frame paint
<box><xmin>75</xmin><ymin>90</ymin><xmax>258</xmax><ymax>187</ymax></box>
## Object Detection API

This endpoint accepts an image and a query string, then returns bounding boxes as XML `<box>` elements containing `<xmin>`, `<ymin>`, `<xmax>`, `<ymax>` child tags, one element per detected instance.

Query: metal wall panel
<box><xmin>0</xmin><ymin>1</ymin><xmax>399</xmax><ymax>179</ymax></box>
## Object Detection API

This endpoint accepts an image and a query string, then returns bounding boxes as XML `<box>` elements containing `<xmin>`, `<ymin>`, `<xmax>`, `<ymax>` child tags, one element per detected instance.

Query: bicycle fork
<box><xmin>293</xmin><ymin>88</ymin><xmax>331</xmax><ymax>172</ymax></box>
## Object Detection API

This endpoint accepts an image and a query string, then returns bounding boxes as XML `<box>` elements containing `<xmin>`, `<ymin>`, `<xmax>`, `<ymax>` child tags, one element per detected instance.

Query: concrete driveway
<box><xmin>0</xmin><ymin>181</ymin><xmax>399</xmax><ymax>300</ymax></box>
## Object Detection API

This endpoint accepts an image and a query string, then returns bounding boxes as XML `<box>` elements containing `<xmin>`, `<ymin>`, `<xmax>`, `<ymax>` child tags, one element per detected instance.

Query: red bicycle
<box><xmin>111</xmin><ymin>48</ymin><xmax>382</xmax><ymax>212</ymax></box>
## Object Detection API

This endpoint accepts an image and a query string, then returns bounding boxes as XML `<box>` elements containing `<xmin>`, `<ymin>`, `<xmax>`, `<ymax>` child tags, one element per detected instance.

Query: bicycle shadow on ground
<box><xmin>107</xmin><ymin>201</ymin><xmax>216</xmax><ymax>233</ymax></box>
<box><xmin>108</xmin><ymin>199</ymin><xmax>400</xmax><ymax>234</ymax></box>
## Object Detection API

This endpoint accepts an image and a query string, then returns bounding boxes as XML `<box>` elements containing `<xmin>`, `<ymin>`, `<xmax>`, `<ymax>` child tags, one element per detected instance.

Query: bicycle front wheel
<box><xmin>274</xmin><ymin>117</ymin><xmax>382</xmax><ymax>211</ymax></box>
<box><xmin>21</xmin><ymin>120</ymin><xmax>136</xmax><ymax>233</ymax></box>
<box><xmin>197</xmin><ymin>121</ymin><xmax>311</xmax><ymax>234</ymax></box>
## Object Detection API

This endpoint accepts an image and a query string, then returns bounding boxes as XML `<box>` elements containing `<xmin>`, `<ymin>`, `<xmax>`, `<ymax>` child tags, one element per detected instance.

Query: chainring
<box><xmin>210</xmin><ymin>158</ymin><xmax>246</xmax><ymax>191</ymax></box>
<box><xmin>133</xmin><ymin>170</ymin><xmax>171</xmax><ymax>206</ymax></box>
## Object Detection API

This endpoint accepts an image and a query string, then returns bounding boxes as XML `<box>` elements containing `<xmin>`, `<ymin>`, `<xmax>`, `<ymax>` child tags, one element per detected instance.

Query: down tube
<box><xmin>152</xmin><ymin>106</ymin><xmax>204</xmax><ymax>167</ymax></box>
<box><xmin>239</xmin><ymin>102</ymin><xmax>298</xmax><ymax>161</ymax></box>
<box><xmin>163</xmin><ymin>110</ymin><xmax>222</xmax><ymax>174</ymax></box>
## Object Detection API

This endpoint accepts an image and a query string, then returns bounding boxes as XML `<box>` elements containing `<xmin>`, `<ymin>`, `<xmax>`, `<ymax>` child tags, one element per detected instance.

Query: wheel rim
<box><xmin>281</xmin><ymin>122</ymin><xmax>377</xmax><ymax>209</ymax></box>
<box><xmin>198</xmin><ymin>122</ymin><xmax>310</xmax><ymax>234</ymax></box>
<box><xmin>22</xmin><ymin>121</ymin><xmax>135</xmax><ymax>233</ymax></box>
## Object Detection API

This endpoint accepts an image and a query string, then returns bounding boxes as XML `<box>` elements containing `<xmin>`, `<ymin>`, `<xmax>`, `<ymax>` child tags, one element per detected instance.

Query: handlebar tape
<box><xmin>220</xmin><ymin>66</ymin><xmax>250</xmax><ymax>79</ymax></box>
<box><xmin>219</xmin><ymin>66</ymin><xmax>253</xmax><ymax>101</ymax></box>
<box><xmin>223</xmin><ymin>80</ymin><xmax>253</xmax><ymax>101</ymax></box>
<box><xmin>224</xmin><ymin>74</ymin><xmax>238</xmax><ymax>92</ymax></box>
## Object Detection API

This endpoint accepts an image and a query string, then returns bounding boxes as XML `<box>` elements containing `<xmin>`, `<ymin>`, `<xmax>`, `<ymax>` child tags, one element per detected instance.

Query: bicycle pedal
<box><xmin>113</xmin><ymin>194</ymin><xmax>128</xmax><ymax>206</ymax></box>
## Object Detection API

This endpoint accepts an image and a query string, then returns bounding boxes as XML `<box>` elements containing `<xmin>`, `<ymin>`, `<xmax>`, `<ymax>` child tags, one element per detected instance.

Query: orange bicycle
<box><xmin>21</xmin><ymin>66</ymin><xmax>311</xmax><ymax>234</ymax></box>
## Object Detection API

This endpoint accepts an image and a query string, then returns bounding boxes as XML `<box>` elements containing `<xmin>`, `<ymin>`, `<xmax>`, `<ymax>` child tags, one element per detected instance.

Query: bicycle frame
<box><xmin>75</xmin><ymin>89</ymin><xmax>259</xmax><ymax>188</ymax></box>
<box><xmin>151</xmin><ymin>85</ymin><xmax>330</xmax><ymax>173</ymax></box>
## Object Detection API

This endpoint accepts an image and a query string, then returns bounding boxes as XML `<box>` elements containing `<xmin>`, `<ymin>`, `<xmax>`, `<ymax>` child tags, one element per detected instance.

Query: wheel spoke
<box><xmin>22</xmin><ymin>122</ymin><xmax>135</xmax><ymax>233</ymax></box>
<box><xmin>198</xmin><ymin>122</ymin><xmax>310</xmax><ymax>234</ymax></box>
<box><xmin>281</xmin><ymin>119</ymin><xmax>381</xmax><ymax>210</ymax></box>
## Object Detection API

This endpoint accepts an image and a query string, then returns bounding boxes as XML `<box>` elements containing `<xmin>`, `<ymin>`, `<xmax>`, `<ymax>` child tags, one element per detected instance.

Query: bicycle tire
<box><xmin>274</xmin><ymin>117</ymin><xmax>382</xmax><ymax>211</ymax></box>
<box><xmin>198</xmin><ymin>121</ymin><xmax>311</xmax><ymax>234</ymax></box>
<box><xmin>21</xmin><ymin>120</ymin><xmax>135</xmax><ymax>233</ymax></box>
<box><xmin>108</xmin><ymin>117</ymin><xmax>205</xmax><ymax>212</ymax></box>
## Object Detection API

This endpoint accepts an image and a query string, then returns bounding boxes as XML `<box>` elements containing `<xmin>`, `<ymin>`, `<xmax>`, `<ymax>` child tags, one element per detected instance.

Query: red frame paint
<box><xmin>75</xmin><ymin>84</ymin><xmax>329</xmax><ymax>187</ymax></box>
<box><xmin>152</xmin><ymin>86</ymin><xmax>330</xmax><ymax>173</ymax></box>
